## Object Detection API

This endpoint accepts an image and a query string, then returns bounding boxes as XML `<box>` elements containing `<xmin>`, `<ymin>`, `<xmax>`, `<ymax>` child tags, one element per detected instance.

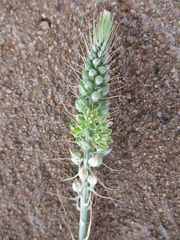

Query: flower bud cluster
<box><xmin>70</xmin><ymin>38</ymin><xmax>113</xmax><ymax>156</ymax></box>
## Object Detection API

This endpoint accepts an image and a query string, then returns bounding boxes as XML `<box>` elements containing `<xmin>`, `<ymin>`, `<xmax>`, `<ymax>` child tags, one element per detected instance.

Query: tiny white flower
<box><xmin>79</xmin><ymin>167</ymin><xmax>88</xmax><ymax>182</ymax></box>
<box><xmin>88</xmin><ymin>174</ymin><xmax>97</xmax><ymax>188</ymax></box>
<box><xmin>72</xmin><ymin>179</ymin><xmax>81</xmax><ymax>193</ymax></box>
<box><xmin>88</xmin><ymin>154</ymin><xmax>102</xmax><ymax>167</ymax></box>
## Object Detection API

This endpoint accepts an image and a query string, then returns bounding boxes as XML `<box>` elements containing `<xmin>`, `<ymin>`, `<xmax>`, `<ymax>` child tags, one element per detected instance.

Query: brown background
<box><xmin>0</xmin><ymin>0</ymin><xmax>180</xmax><ymax>239</ymax></box>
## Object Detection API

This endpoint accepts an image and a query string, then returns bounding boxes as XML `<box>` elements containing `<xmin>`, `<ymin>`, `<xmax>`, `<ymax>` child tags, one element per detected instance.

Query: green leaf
<box><xmin>77</xmin><ymin>123</ymin><xmax>88</xmax><ymax>131</ymax></box>
<box><xmin>74</xmin><ymin>130</ymin><xmax>84</xmax><ymax>137</ymax></box>
<box><xmin>107</xmin><ymin>138</ymin><xmax>113</xmax><ymax>144</ymax></box>
<box><xmin>95</xmin><ymin>134</ymin><xmax>100</xmax><ymax>141</ymax></box>
<box><xmin>98</xmin><ymin>141</ymin><xmax>109</xmax><ymax>148</ymax></box>
<box><xmin>89</xmin><ymin>122</ymin><xmax>96</xmax><ymax>130</ymax></box>
<box><xmin>92</xmin><ymin>138</ymin><xmax>98</xmax><ymax>148</ymax></box>
<box><xmin>70</xmin><ymin>123</ymin><xmax>76</xmax><ymax>131</ymax></box>
<box><xmin>95</xmin><ymin>125</ymin><xmax>101</xmax><ymax>134</ymax></box>
<box><xmin>76</xmin><ymin>114</ymin><xmax>85</xmax><ymax>123</ymax></box>
<box><xmin>101</xmin><ymin>120</ymin><xmax>110</xmax><ymax>128</ymax></box>
<box><xmin>70</xmin><ymin>130</ymin><xmax>77</xmax><ymax>136</ymax></box>
<box><xmin>100</xmin><ymin>129</ymin><xmax>111</xmax><ymax>136</ymax></box>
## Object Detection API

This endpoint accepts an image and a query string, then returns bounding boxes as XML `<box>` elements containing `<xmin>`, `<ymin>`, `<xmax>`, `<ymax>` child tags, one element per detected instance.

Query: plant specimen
<box><xmin>70</xmin><ymin>10</ymin><xmax>117</xmax><ymax>240</ymax></box>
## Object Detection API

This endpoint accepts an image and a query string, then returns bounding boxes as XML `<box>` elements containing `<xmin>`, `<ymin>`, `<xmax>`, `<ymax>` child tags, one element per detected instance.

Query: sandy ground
<box><xmin>0</xmin><ymin>0</ymin><xmax>180</xmax><ymax>239</ymax></box>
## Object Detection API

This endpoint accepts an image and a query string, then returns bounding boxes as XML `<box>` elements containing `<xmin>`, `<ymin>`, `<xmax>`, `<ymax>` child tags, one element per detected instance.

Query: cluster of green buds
<box><xmin>69</xmin><ymin>10</ymin><xmax>116</xmax><ymax>240</ymax></box>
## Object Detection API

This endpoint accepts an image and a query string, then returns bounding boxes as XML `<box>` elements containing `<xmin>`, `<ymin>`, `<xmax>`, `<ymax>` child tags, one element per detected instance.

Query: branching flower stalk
<box><xmin>70</xmin><ymin>11</ymin><xmax>116</xmax><ymax>240</ymax></box>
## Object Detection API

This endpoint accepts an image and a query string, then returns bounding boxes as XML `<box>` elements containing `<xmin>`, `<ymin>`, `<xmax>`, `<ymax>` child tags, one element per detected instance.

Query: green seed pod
<box><xmin>89</xmin><ymin>68</ymin><xmax>97</xmax><ymax>78</ymax></box>
<box><xmin>91</xmin><ymin>91</ymin><xmax>101</xmax><ymax>103</ymax></box>
<box><xmin>95</xmin><ymin>75</ymin><xmax>104</xmax><ymax>86</ymax></box>
<box><xmin>88</xmin><ymin>154</ymin><xmax>102</xmax><ymax>167</ymax></box>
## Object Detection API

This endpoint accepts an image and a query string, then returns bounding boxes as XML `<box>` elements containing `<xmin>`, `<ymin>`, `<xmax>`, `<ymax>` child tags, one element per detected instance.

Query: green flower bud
<box><xmin>75</xmin><ymin>98</ymin><xmax>89</xmax><ymax>112</ymax></box>
<box><xmin>95</xmin><ymin>75</ymin><xmax>104</xmax><ymax>86</ymax></box>
<box><xmin>97</xmin><ymin>83</ymin><xmax>110</xmax><ymax>97</ymax></box>
<box><xmin>89</xmin><ymin>51</ymin><xmax>97</xmax><ymax>60</ymax></box>
<box><xmin>83</xmin><ymin>80</ymin><xmax>93</xmax><ymax>91</ymax></box>
<box><xmin>97</xmin><ymin>106</ymin><xmax>109</xmax><ymax>116</ymax></box>
<box><xmin>98</xmin><ymin>99</ymin><xmax>111</xmax><ymax>107</ymax></box>
<box><xmin>82</xmin><ymin>70</ymin><xmax>89</xmax><ymax>81</ymax></box>
<box><xmin>97</xmin><ymin>66</ymin><xmax>106</xmax><ymax>75</ymax></box>
<box><xmin>79</xmin><ymin>84</ymin><xmax>88</xmax><ymax>97</ymax></box>
<box><xmin>89</xmin><ymin>69</ymin><xmax>97</xmax><ymax>78</ymax></box>
<box><xmin>91</xmin><ymin>91</ymin><xmax>101</xmax><ymax>103</ymax></box>
<box><xmin>103</xmin><ymin>74</ymin><xmax>110</xmax><ymax>82</ymax></box>
<box><xmin>93</xmin><ymin>58</ymin><xmax>100</xmax><ymax>68</ymax></box>
<box><xmin>85</xmin><ymin>57</ymin><xmax>93</xmax><ymax>70</ymax></box>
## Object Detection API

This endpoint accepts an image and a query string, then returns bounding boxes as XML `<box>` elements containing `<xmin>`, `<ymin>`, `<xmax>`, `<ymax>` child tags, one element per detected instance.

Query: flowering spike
<box><xmin>69</xmin><ymin>10</ymin><xmax>117</xmax><ymax>240</ymax></box>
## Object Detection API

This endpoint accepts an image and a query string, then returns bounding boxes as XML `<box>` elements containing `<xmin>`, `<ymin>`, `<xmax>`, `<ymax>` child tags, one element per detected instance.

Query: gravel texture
<box><xmin>0</xmin><ymin>0</ymin><xmax>180</xmax><ymax>239</ymax></box>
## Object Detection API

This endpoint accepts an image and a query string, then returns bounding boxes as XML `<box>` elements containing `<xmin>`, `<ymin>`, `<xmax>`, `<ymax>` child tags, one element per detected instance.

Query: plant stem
<box><xmin>79</xmin><ymin>130</ymin><xmax>90</xmax><ymax>240</ymax></box>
